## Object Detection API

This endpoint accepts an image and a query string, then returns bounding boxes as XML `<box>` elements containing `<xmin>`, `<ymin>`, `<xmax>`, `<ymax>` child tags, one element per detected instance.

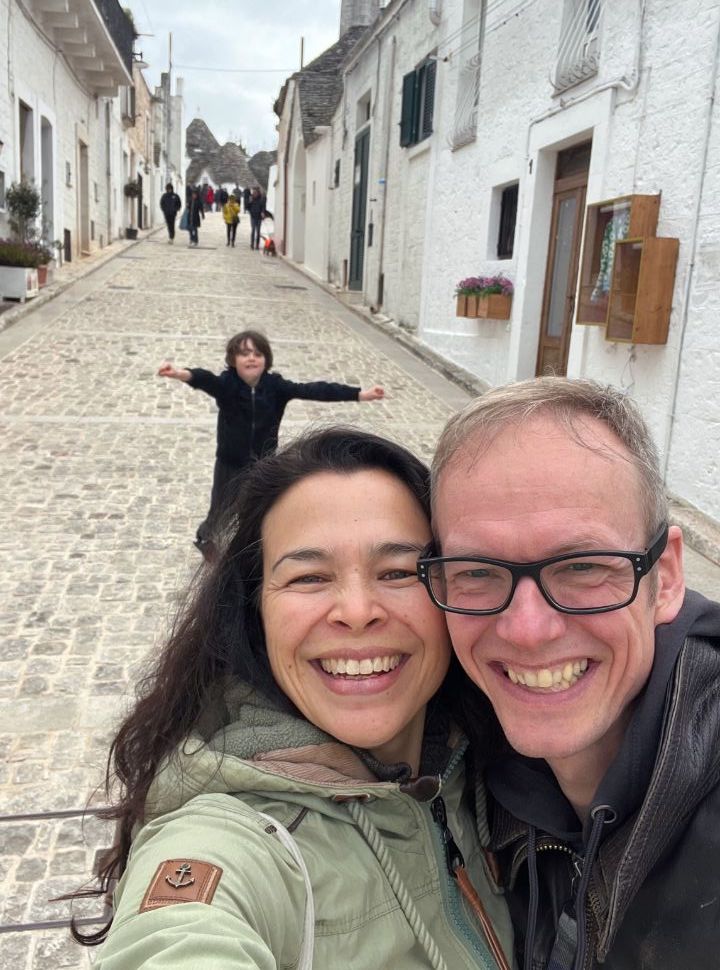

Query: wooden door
<box><xmin>536</xmin><ymin>144</ymin><xmax>591</xmax><ymax>376</ymax></box>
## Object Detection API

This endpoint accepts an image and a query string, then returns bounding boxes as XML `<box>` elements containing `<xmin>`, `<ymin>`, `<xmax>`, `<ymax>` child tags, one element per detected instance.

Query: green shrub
<box><xmin>5</xmin><ymin>180</ymin><xmax>41</xmax><ymax>242</ymax></box>
<box><xmin>0</xmin><ymin>239</ymin><xmax>52</xmax><ymax>268</ymax></box>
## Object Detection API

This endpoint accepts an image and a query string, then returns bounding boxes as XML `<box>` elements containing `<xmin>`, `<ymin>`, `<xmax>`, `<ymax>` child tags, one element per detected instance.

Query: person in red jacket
<box><xmin>205</xmin><ymin>185</ymin><xmax>215</xmax><ymax>212</ymax></box>
<box><xmin>158</xmin><ymin>329</ymin><xmax>384</xmax><ymax>560</ymax></box>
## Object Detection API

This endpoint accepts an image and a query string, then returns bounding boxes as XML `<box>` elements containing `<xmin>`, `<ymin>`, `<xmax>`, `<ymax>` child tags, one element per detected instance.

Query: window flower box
<box><xmin>454</xmin><ymin>275</ymin><xmax>513</xmax><ymax>319</ymax></box>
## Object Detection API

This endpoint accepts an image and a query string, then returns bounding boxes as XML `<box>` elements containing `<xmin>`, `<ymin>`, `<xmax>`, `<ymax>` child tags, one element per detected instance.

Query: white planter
<box><xmin>0</xmin><ymin>266</ymin><xmax>39</xmax><ymax>302</ymax></box>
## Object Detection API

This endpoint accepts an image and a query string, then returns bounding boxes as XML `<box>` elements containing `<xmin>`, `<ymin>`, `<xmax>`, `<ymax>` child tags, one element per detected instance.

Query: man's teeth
<box><xmin>505</xmin><ymin>659</ymin><xmax>589</xmax><ymax>691</ymax></box>
<box><xmin>320</xmin><ymin>655</ymin><xmax>402</xmax><ymax>676</ymax></box>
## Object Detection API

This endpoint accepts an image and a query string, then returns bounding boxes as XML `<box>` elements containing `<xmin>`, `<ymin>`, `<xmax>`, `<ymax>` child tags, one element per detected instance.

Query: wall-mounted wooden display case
<box><xmin>605</xmin><ymin>237</ymin><xmax>679</xmax><ymax>344</ymax></box>
<box><xmin>577</xmin><ymin>194</ymin><xmax>660</xmax><ymax>325</ymax></box>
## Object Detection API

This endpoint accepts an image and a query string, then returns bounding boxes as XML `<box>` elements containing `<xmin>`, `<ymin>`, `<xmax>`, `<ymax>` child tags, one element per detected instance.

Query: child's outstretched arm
<box><xmin>358</xmin><ymin>385</ymin><xmax>385</xmax><ymax>401</ymax></box>
<box><xmin>157</xmin><ymin>362</ymin><xmax>192</xmax><ymax>382</ymax></box>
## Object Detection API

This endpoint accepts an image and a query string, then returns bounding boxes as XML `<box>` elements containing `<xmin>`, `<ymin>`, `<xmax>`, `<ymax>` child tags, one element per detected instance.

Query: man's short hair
<box><xmin>432</xmin><ymin>376</ymin><xmax>667</xmax><ymax>540</ymax></box>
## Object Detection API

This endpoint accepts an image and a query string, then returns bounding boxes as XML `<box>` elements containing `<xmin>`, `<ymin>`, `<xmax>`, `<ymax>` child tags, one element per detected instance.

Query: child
<box><xmin>157</xmin><ymin>330</ymin><xmax>385</xmax><ymax>560</ymax></box>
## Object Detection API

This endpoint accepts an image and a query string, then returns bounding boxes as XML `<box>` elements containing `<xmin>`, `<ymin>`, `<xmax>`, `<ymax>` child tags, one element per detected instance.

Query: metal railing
<box><xmin>553</xmin><ymin>0</ymin><xmax>603</xmax><ymax>93</ymax></box>
<box><xmin>92</xmin><ymin>0</ymin><xmax>134</xmax><ymax>74</ymax></box>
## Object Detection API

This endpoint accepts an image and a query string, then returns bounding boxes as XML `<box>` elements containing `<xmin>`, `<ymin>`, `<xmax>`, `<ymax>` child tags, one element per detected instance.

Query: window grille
<box><xmin>554</xmin><ymin>0</ymin><xmax>603</xmax><ymax>93</ymax></box>
<box><xmin>451</xmin><ymin>0</ymin><xmax>484</xmax><ymax>149</ymax></box>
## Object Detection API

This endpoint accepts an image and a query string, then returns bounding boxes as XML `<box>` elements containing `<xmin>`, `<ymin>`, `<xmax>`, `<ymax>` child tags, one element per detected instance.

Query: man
<box><xmin>421</xmin><ymin>377</ymin><xmax>720</xmax><ymax>969</ymax></box>
<box><xmin>159</xmin><ymin>183</ymin><xmax>182</xmax><ymax>243</ymax></box>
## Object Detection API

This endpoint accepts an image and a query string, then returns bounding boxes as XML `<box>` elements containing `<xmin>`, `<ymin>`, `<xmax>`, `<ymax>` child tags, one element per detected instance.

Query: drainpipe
<box><xmin>429</xmin><ymin>0</ymin><xmax>442</xmax><ymax>26</ymax></box>
<box><xmin>376</xmin><ymin>34</ymin><xmax>396</xmax><ymax>307</ymax></box>
<box><xmin>105</xmin><ymin>99</ymin><xmax>112</xmax><ymax>243</ymax></box>
<box><xmin>661</xmin><ymin>5</ymin><xmax>720</xmax><ymax>487</ymax></box>
<box><xmin>281</xmin><ymin>83</ymin><xmax>296</xmax><ymax>256</ymax></box>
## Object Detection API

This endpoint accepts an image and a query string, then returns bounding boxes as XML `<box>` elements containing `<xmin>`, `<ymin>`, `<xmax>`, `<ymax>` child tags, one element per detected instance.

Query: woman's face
<box><xmin>261</xmin><ymin>470</ymin><xmax>451</xmax><ymax>771</ymax></box>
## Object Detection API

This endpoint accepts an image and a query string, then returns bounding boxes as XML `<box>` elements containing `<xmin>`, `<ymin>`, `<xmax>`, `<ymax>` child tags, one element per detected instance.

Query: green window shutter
<box><xmin>420</xmin><ymin>59</ymin><xmax>437</xmax><ymax>140</ymax></box>
<box><xmin>400</xmin><ymin>71</ymin><xmax>418</xmax><ymax>147</ymax></box>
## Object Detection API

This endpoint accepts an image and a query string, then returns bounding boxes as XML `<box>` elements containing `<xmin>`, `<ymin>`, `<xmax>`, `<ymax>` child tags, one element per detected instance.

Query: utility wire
<box><xmin>174</xmin><ymin>64</ymin><xmax>296</xmax><ymax>73</ymax></box>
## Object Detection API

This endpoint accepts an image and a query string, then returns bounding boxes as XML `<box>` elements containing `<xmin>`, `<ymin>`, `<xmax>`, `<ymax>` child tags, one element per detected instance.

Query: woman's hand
<box><xmin>359</xmin><ymin>385</ymin><xmax>385</xmax><ymax>402</ymax></box>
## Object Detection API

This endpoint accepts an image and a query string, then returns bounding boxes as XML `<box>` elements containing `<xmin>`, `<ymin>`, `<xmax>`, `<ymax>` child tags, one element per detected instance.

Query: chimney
<box><xmin>339</xmin><ymin>0</ymin><xmax>381</xmax><ymax>36</ymax></box>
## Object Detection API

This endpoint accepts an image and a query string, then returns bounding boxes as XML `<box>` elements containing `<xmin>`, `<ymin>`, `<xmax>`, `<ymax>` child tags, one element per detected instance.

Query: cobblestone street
<box><xmin>0</xmin><ymin>213</ymin><xmax>472</xmax><ymax>968</ymax></box>
<box><xmin>0</xmin><ymin>214</ymin><xmax>718</xmax><ymax>968</ymax></box>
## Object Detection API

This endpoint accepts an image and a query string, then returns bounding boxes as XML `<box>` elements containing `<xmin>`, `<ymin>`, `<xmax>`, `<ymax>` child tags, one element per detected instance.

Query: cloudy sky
<box><xmin>132</xmin><ymin>0</ymin><xmax>343</xmax><ymax>154</ymax></box>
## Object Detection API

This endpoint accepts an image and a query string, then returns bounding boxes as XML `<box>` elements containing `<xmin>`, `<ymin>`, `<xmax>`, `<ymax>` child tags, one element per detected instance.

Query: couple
<box><xmin>81</xmin><ymin>377</ymin><xmax>719</xmax><ymax>969</ymax></box>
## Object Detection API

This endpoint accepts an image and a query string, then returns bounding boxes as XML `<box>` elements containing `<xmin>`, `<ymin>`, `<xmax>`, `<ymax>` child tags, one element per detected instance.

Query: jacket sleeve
<box><xmin>187</xmin><ymin>368</ymin><xmax>225</xmax><ymax>401</ymax></box>
<box><xmin>275</xmin><ymin>374</ymin><xmax>360</xmax><ymax>405</ymax></box>
<box><xmin>95</xmin><ymin>794</ymin><xmax>308</xmax><ymax>970</ymax></box>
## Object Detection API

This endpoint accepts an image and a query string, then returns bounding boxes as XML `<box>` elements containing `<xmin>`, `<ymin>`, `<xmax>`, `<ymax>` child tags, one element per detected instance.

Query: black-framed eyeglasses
<box><xmin>417</xmin><ymin>525</ymin><xmax>669</xmax><ymax>616</ymax></box>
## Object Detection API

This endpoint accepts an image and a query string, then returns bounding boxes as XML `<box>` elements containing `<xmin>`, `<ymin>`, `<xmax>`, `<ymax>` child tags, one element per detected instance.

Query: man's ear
<box><xmin>654</xmin><ymin>525</ymin><xmax>685</xmax><ymax>625</ymax></box>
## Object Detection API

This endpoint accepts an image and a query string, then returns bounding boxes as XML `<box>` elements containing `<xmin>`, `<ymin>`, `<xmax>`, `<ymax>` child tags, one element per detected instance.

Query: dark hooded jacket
<box><xmin>187</xmin><ymin>367</ymin><xmax>361</xmax><ymax>467</ymax></box>
<box><xmin>485</xmin><ymin>591</ymin><xmax>720</xmax><ymax>969</ymax></box>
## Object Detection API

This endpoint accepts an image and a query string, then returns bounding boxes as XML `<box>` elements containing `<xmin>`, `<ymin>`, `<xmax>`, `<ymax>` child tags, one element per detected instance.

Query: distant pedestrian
<box><xmin>156</xmin><ymin>329</ymin><xmax>385</xmax><ymax>559</ymax></box>
<box><xmin>218</xmin><ymin>187</ymin><xmax>228</xmax><ymax>211</ymax></box>
<box><xmin>232</xmin><ymin>184</ymin><xmax>241</xmax><ymax>203</ymax></box>
<box><xmin>206</xmin><ymin>185</ymin><xmax>215</xmax><ymax>212</ymax></box>
<box><xmin>159</xmin><ymin>183</ymin><xmax>182</xmax><ymax>243</ymax></box>
<box><xmin>242</xmin><ymin>186</ymin><xmax>251</xmax><ymax>212</ymax></box>
<box><xmin>248</xmin><ymin>186</ymin><xmax>266</xmax><ymax>251</ymax></box>
<box><xmin>223</xmin><ymin>194</ymin><xmax>241</xmax><ymax>247</ymax></box>
<box><xmin>185</xmin><ymin>189</ymin><xmax>204</xmax><ymax>247</ymax></box>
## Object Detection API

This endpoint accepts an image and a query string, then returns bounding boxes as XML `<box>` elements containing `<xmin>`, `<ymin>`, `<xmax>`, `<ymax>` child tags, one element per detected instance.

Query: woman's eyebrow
<box><xmin>270</xmin><ymin>541</ymin><xmax>426</xmax><ymax>573</ymax></box>
<box><xmin>370</xmin><ymin>541</ymin><xmax>428</xmax><ymax>558</ymax></box>
<box><xmin>270</xmin><ymin>548</ymin><xmax>326</xmax><ymax>572</ymax></box>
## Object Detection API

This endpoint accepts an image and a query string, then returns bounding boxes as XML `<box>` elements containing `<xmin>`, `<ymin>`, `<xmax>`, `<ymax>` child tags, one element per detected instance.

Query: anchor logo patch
<box><xmin>140</xmin><ymin>858</ymin><xmax>223</xmax><ymax>912</ymax></box>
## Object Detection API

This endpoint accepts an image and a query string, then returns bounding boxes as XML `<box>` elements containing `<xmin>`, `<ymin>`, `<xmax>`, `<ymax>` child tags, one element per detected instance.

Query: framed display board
<box><xmin>605</xmin><ymin>237</ymin><xmax>679</xmax><ymax>344</ymax></box>
<box><xmin>577</xmin><ymin>194</ymin><xmax>660</xmax><ymax>325</ymax></box>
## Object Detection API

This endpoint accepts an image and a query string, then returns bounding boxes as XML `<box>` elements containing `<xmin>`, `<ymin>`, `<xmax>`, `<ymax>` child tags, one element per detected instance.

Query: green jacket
<box><xmin>96</xmin><ymin>686</ymin><xmax>513</xmax><ymax>970</ymax></box>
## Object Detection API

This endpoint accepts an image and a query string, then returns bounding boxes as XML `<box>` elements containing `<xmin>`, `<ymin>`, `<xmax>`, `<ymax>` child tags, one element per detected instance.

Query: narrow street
<box><xmin>0</xmin><ymin>212</ymin><xmax>470</xmax><ymax>968</ymax></box>
<box><xmin>0</xmin><ymin>214</ymin><xmax>717</xmax><ymax>968</ymax></box>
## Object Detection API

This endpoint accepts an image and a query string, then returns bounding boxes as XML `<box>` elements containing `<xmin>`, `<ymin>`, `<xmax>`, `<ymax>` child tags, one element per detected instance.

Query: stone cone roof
<box><xmin>185</xmin><ymin>118</ymin><xmax>255</xmax><ymax>187</ymax></box>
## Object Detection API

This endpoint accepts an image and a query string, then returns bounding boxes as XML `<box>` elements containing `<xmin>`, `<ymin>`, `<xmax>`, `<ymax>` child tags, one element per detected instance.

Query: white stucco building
<box><xmin>276</xmin><ymin>0</ymin><xmax>720</xmax><ymax>525</ymax></box>
<box><xmin>0</xmin><ymin>0</ymin><xmax>182</xmax><ymax>259</ymax></box>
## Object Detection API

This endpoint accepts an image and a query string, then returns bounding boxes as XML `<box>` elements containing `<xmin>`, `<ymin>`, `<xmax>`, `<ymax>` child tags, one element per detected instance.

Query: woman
<box><xmin>223</xmin><ymin>193</ymin><xmax>241</xmax><ymax>247</ymax></box>
<box><xmin>248</xmin><ymin>185</ymin><xmax>266</xmax><ymax>250</ymax></box>
<box><xmin>77</xmin><ymin>429</ymin><xmax>513</xmax><ymax>969</ymax></box>
<box><xmin>186</xmin><ymin>188</ymin><xmax>203</xmax><ymax>247</ymax></box>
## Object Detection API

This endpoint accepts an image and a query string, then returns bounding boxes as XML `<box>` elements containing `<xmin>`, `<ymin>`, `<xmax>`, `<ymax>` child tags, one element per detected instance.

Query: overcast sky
<box><xmin>132</xmin><ymin>0</ymin><xmax>343</xmax><ymax>155</ymax></box>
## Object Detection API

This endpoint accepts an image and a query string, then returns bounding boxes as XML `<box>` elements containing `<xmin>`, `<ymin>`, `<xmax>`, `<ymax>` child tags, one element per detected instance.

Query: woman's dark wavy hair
<box><xmin>73</xmin><ymin>426</ymin><xmax>497</xmax><ymax>944</ymax></box>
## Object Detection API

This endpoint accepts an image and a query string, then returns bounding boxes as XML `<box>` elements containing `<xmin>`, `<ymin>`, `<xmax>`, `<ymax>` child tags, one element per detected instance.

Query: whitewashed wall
<box><xmin>420</xmin><ymin>0</ymin><xmax>720</xmax><ymax>521</ymax></box>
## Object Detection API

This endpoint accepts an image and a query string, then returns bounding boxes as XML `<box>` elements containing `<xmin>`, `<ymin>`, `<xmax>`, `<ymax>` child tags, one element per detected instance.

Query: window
<box><xmin>497</xmin><ymin>183</ymin><xmax>519</xmax><ymax>259</ymax></box>
<box><xmin>399</xmin><ymin>58</ymin><xmax>437</xmax><ymax>148</ymax></box>
<box><xmin>65</xmin><ymin>161</ymin><xmax>72</xmax><ymax>187</ymax></box>
<box><xmin>0</xmin><ymin>171</ymin><xmax>5</xmax><ymax>208</ymax></box>
<box><xmin>554</xmin><ymin>0</ymin><xmax>603</xmax><ymax>93</ymax></box>
<box><xmin>451</xmin><ymin>0</ymin><xmax>484</xmax><ymax>149</ymax></box>
<box><xmin>334</xmin><ymin>159</ymin><xmax>341</xmax><ymax>188</ymax></box>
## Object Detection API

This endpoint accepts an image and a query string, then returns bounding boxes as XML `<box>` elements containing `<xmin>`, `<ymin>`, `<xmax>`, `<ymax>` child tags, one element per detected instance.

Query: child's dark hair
<box><xmin>225</xmin><ymin>330</ymin><xmax>273</xmax><ymax>370</ymax></box>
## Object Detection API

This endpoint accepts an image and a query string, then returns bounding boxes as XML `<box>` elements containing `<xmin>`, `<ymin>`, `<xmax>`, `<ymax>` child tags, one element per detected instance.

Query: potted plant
<box><xmin>454</xmin><ymin>274</ymin><xmax>514</xmax><ymax>319</ymax></box>
<box><xmin>0</xmin><ymin>239</ymin><xmax>43</xmax><ymax>301</ymax></box>
<box><xmin>124</xmin><ymin>179</ymin><xmax>140</xmax><ymax>238</ymax></box>
<box><xmin>1</xmin><ymin>180</ymin><xmax>44</xmax><ymax>300</ymax></box>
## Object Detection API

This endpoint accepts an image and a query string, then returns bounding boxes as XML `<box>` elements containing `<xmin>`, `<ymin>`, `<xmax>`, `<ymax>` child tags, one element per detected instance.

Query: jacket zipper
<box><xmin>431</xmin><ymin>796</ymin><xmax>511</xmax><ymax>970</ymax></box>
<box><xmin>250</xmin><ymin>386</ymin><xmax>256</xmax><ymax>456</ymax></box>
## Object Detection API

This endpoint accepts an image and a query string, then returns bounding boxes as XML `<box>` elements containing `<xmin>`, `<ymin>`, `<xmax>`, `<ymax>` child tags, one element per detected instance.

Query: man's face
<box><xmin>434</xmin><ymin>415</ymin><xmax>684</xmax><ymax>775</ymax></box>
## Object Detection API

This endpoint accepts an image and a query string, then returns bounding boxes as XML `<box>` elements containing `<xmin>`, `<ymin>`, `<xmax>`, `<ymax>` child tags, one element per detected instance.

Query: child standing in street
<box><xmin>158</xmin><ymin>330</ymin><xmax>385</xmax><ymax>560</ymax></box>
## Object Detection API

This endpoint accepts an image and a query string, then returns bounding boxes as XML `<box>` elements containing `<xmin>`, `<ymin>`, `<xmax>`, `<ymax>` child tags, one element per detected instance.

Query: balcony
<box><xmin>28</xmin><ymin>0</ymin><xmax>134</xmax><ymax>95</ymax></box>
<box><xmin>553</xmin><ymin>0</ymin><xmax>603</xmax><ymax>94</ymax></box>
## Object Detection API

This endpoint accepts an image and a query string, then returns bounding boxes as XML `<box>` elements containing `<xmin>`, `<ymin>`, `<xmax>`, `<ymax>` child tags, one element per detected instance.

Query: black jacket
<box><xmin>160</xmin><ymin>191</ymin><xmax>181</xmax><ymax>217</ymax></box>
<box><xmin>248</xmin><ymin>193</ymin><xmax>267</xmax><ymax>219</ymax></box>
<box><xmin>188</xmin><ymin>368</ymin><xmax>360</xmax><ymax>467</ymax></box>
<box><xmin>486</xmin><ymin>591</ymin><xmax>720</xmax><ymax>969</ymax></box>
<box><xmin>187</xmin><ymin>197</ymin><xmax>204</xmax><ymax>229</ymax></box>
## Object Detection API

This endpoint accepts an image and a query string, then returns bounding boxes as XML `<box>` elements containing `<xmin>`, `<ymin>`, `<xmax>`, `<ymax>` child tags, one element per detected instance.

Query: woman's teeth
<box><xmin>320</xmin><ymin>655</ymin><xmax>402</xmax><ymax>677</ymax></box>
<box><xmin>505</xmin><ymin>659</ymin><xmax>589</xmax><ymax>691</ymax></box>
